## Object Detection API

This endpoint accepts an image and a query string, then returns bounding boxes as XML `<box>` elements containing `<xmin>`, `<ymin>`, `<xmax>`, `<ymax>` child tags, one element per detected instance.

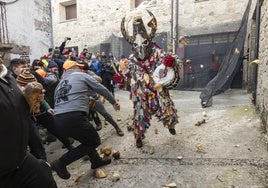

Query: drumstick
<box><xmin>110</xmin><ymin>60</ymin><xmax>119</xmax><ymax>74</ymax></box>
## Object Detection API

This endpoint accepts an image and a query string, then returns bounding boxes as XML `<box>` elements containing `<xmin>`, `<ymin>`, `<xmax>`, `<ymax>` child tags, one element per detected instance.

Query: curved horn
<box><xmin>146</xmin><ymin>10</ymin><xmax>157</xmax><ymax>39</ymax></box>
<box><xmin>121</xmin><ymin>17</ymin><xmax>134</xmax><ymax>44</ymax></box>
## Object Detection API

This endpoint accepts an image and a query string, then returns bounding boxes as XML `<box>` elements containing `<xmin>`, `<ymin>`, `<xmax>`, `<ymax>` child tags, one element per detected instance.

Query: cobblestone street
<box><xmin>46</xmin><ymin>89</ymin><xmax>268</xmax><ymax>188</ymax></box>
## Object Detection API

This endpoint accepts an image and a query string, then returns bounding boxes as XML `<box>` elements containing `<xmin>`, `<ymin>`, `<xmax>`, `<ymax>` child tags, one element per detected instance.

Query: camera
<box><xmin>66</xmin><ymin>37</ymin><xmax>71</xmax><ymax>41</ymax></box>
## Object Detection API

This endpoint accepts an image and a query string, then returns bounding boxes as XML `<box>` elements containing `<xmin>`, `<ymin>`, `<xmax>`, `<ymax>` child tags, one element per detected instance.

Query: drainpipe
<box><xmin>175</xmin><ymin>0</ymin><xmax>179</xmax><ymax>54</ymax></box>
<box><xmin>254</xmin><ymin>0</ymin><xmax>260</xmax><ymax>58</ymax></box>
<box><xmin>48</xmin><ymin>0</ymin><xmax>54</xmax><ymax>49</ymax></box>
<box><xmin>171</xmin><ymin>0</ymin><xmax>174</xmax><ymax>52</ymax></box>
<box><xmin>253</xmin><ymin>0</ymin><xmax>260</xmax><ymax>105</ymax></box>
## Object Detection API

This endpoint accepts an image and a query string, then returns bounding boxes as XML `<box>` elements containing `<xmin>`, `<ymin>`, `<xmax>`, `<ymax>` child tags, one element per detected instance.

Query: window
<box><xmin>59</xmin><ymin>0</ymin><xmax>77</xmax><ymax>21</ymax></box>
<box><xmin>135</xmin><ymin>0</ymin><xmax>152</xmax><ymax>8</ymax></box>
<box><xmin>66</xmin><ymin>4</ymin><xmax>77</xmax><ymax>20</ymax></box>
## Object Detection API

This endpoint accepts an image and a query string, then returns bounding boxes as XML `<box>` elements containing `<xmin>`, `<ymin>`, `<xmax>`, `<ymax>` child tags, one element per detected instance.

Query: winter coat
<box><xmin>0</xmin><ymin>73</ymin><xmax>31</xmax><ymax>176</ymax></box>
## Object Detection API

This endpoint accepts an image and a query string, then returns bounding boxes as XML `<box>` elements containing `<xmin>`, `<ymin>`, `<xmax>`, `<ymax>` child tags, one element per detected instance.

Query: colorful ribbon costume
<box><xmin>118</xmin><ymin>10</ymin><xmax>179</xmax><ymax>148</ymax></box>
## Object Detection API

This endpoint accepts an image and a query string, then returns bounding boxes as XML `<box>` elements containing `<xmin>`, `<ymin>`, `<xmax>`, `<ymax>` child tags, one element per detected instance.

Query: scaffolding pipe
<box><xmin>175</xmin><ymin>0</ymin><xmax>179</xmax><ymax>54</ymax></box>
<box><xmin>171</xmin><ymin>0</ymin><xmax>174</xmax><ymax>47</ymax></box>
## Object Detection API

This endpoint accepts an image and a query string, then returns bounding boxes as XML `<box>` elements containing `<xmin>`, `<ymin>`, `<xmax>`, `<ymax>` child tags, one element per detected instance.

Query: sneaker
<box><xmin>51</xmin><ymin>160</ymin><xmax>71</xmax><ymax>179</ymax></box>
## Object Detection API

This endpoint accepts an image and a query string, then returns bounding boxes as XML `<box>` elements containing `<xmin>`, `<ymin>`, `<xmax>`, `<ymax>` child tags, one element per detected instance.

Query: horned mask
<box><xmin>121</xmin><ymin>10</ymin><xmax>157</xmax><ymax>61</ymax></box>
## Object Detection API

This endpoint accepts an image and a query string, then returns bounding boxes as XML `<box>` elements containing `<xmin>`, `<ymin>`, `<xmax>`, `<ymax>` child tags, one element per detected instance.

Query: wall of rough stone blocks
<box><xmin>5</xmin><ymin>0</ymin><xmax>52</xmax><ymax>62</ymax></box>
<box><xmin>51</xmin><ymin>0</ymin><xmax>248</xmax><ymax>57</ymax></box>
<box><xmin>256</xmin><ymin>0</ymin><xmax>268</xmax><ymax>133</ymax></box>
<box><xmin>242</xmin><ymin>0</ymin><xmax>256</xmax><ymax>92</ymax></box>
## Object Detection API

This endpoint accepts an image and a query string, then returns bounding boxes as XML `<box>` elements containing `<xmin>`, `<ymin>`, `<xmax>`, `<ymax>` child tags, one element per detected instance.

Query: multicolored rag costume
<box><xmin>117</xmin><ymin>10</ymin><xmax>180</xmax><ymax>148</ymax></box>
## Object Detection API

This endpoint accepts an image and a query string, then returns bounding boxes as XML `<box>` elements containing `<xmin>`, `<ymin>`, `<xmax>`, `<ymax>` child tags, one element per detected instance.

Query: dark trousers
<box><xmin>54</xmin><ymin>111</ymin><xmax>101</xmax><ymax>165</ymax></box>
<box><xmin>102</xmin><ymin>77</ymin><xmax>114</xmax><ymax>96</ymax></box>
<box><xmin>185</xmin><ymin>73</ymin><xmax>194</xmax><ymax>88</ymax></box>
<box><xmin>0</xmin><ymin>153</ymin><xmax>57</xmax><ymax>188</ymax></box>
<box><xmin>94</xmin><ymin>100</ymin><xmax>118</xmax><ymax>127</ymax></box>
<box><xmin>36</xmin><ymin>112</ymin><xmax>71</xmax><ymax>148</ymax></box>
<box><xmin>28</xmin><ymin>121</ymin><xmax>47</xmax><ymax>160</ymax></box>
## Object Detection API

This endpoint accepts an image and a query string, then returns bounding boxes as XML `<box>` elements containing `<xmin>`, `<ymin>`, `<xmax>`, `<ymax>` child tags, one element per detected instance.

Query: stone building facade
<box><xmin>51</xmin><ymin>0</ymin><xmax>268</xmax><ymax>143</ymax></box>
<box><xmin>242</xmin><ymin>0</ymin><xmax>268</xmax><ymax>141</ymax></box>
<box><xmin>51</xmin><ymin>0</ymin><xmax>248</xmax><ymax>58</ymax></box>
<box><xmin>1</xmin><ymin>0</ymin><xmax>52</xmax><ymax>62</ymax></box>
<box><xmin>255</xmin><ymin>0</ymin><xmax>268</xmax><ymax>139</ymax></box>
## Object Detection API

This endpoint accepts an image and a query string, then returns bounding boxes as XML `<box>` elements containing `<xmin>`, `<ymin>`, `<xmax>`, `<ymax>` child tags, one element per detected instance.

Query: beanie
<box><xmin>47</xmin><ymin>60</ymin><xmax>58</xmax><ymax>69</ymax></box>
<box><xmin>16</xmin><ymin>68</ymin><xmax>37</xmax><ymax>87</ymax></box>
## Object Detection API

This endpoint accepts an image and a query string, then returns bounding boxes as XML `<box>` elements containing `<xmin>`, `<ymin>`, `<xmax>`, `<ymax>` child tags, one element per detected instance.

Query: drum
<box><xmin>153</xmin><ymin>64</ymin><xmax>180</xmax><ymax>89</ymax></box>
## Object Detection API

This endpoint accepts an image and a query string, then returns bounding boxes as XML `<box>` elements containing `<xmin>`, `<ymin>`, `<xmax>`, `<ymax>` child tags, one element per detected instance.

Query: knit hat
<box><xmin>47</xmin><ymin>60</ymin><xmax>58</xmax><ymax>68</ymax></box>
<box><xmin>16</xmin><ymin>68</ymin><xmax>37</xmax><ymax>86</ymax></box>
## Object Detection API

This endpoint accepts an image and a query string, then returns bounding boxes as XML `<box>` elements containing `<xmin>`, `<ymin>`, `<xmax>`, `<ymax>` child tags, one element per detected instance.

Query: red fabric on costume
<box><xmin>113</xmin><ymin>73</ymin><xmax>124</xmax><ymax>83</ymax></box>
<box><xmin>163</xmin><ymin>55</ymin><xmax>175</xmax><ymax>67</ymax></box>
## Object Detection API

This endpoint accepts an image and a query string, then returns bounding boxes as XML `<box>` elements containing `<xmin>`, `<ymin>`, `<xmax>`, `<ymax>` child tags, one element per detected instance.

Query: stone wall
<box><xmin>4</xmin><ymin>0</ymin><xmax>52</xmax><ymax>62</ymax></box>
<box><xmin>242</xmin><ymin>0</ymin><xmax>258</xmax><ymax>92</ymax></box>
<box><xmin>256</xmin><ymin>0</ymin><xmax>268</xmax><ymax>135</ymax></box>
<box><xmin>51</xmin><ymin>0</ymin><xmax>248</xmax><ymax>57</ymax></box>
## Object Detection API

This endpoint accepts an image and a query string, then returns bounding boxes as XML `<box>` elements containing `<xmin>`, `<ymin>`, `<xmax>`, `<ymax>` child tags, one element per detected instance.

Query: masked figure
<box><xmin>119</xmin><ymin>10</ymin><xmax>179</xmax><ymax>148</ymax></box>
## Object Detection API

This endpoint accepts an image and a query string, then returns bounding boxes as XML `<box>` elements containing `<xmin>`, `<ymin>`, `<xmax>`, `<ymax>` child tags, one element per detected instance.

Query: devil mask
<box><xmin>121</xmin><ymin>10</ymin><xmax>157</xmax><ymax>61</ymax></box>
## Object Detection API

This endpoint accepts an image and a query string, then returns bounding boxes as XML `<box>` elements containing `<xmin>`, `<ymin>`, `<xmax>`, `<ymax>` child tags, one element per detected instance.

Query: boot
<box><xmin>111</xmin><ymin>123</ymin><xmax>124</xmax><ymax>136</ymax></box>
<box><xmin>44</xmin><ymin>133</ymin><xmax>57</xmax><ymax>143</ymax></box>
<box><xmin>105</xmin><ymin>116</ymin><xmax>124</xmax><ymax>136</ymax></box>
<box><xmin>89</xmin><ymin>150</ymin><xmax>111</xmax><ymax>169</ymax></box>
<box><xmin>136</xmin><ymin>139</ymin><xmax>143</xmax><ymax>148</ymax></box>
<box><xmin>116</xmin><ymin>128</ymin><xmax>124</xmax><ymax>136</ymax></box>
<box><xmin>51</xmin><ymin>159</ymin><xmax>71</xmax><ymax>179</ymax></box>
<box><xmin>168</xmin><ymin>128</ymin><xmax>176</xmax><ymax>135</ymax></box>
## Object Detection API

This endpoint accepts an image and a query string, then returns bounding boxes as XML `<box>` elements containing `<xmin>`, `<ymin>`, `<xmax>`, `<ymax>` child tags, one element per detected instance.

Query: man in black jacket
<box><xmin>0</xmin><ymin>56</ymin><xmax>57</xmax><ymax>188</ymax></box>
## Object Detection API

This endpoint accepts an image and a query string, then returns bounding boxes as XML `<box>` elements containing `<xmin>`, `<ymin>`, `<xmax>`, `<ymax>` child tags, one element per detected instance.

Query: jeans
<box><xmin>94</xmin><ymin>100</ymin><xmax>118</xmax><ymax>127</ymax></box>
<box><xmin>0</xmin><ymin>153</ymin><xmax>57</xmax><ymax>188</ymax></box>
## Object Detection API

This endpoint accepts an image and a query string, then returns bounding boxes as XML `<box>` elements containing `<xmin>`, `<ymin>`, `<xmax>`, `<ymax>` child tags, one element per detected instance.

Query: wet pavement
<box><xmin>46</xmin><ymin>89</ymin><xmax>268</xmax><ymax>188</ymax></box>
